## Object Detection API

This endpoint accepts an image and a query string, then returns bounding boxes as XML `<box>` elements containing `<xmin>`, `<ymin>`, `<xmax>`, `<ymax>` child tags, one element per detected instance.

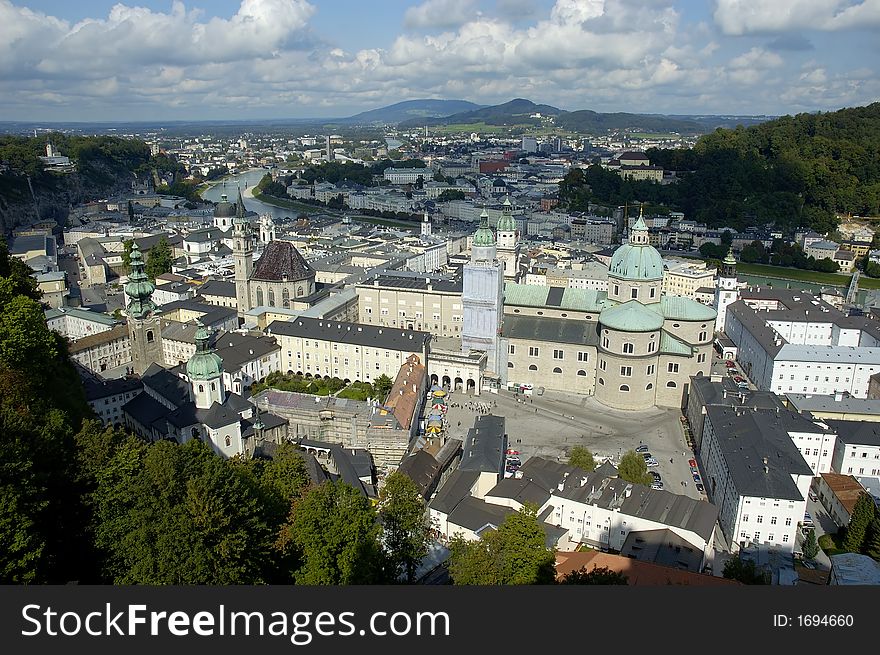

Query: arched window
<box><xmin>577</xmin><ymin>370</ymin><xmax>587</xmax><ymax>376</ymax></box>
<box><xmin>646</xmin><ymin>383</ymin><xmax>654</xmax><ymax>390</ymax></box>
<box><xmin>210</xmin><ymin>382</ymin><xmax>216</xmax><ymax>391</ymax></box>
<box><xmin>198</xmin><ymin>384</ymin><xmax>204</xmax><ymax>393</ymax></box>
<box><xmin>623</xmin><ymin>342</ymin><xmax>634</xmax><ymax>354</ymax></box>
<box><xmin>666</xmin><ymin>381</ymin><xmax>677</xmax><ymax>388</ymax></box>
<box><xmin>256</xmin><ymin>286</ymin><xmax>264</xmax><ymax>306</ymax></box>
<box><xmin>282</xmin><ymin>288</ymin><xmax>290</xmax><ymax>308</ymax></box>
<box><xmin>297</xmin><ymin>285</ymin><xmax>304</xmax><ymax>298</ymax></box>
<box><xmin>553</xmin><ymin>367</ymin><xmax>562</xmax><ymax>374</ymax></box>
<box><xmin>699</xmin><ymin>331</ymin><xmax>707</xmax><ymax>341</ymax></box>
<box><xmin>268</xmin><ymin>289</ymin><xmax>276</xmax><ymax>307</ymax></box>
<box><xmin>598</xmin><ymin>377</ymin><xmax>605</xmax><ymax>385</ymax></box>
<box><xmin>225</xmin><ymin>436</ymin><xmax>231</xmax><ymax>447</ymax></box>
<box><xmin>619</xmin><ymin>384</ymin><xmax>630</xmax><ymax>392</ymax></box>
<box><xmin>146</xmin><ymin>330</ymin><xmax>154</xmax><ymax>343</ymax></box>
<box><xmin>508</xmin><ymin>362</ymin><xmax>514</xmax><ymax>368</ymax></box>
<box><xmin>528</xmin><ymin>364</ymin><xmax>537</xmax><ymax>371</ymax></box>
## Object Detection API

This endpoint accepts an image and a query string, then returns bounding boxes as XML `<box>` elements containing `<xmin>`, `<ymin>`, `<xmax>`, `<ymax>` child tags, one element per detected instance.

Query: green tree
<box><xmin>372</xmin><ymin>374</ymin><xmax>394</xmax><ymax>401</ymax></box>
<box><xmin>278</xmin><ymin>480</ymin><xmax>386</xmax><ymax>584</ymax></box>
<box><xmin>844</xmin><ymin>492</ymin><xmax>875</xmax><ymax>552</ymax></box>
<box><xmin>864</xmin><ymin>515</ymin><xmax>880</xmax><ymax>560</ymax></box>
<box><xmin>722</xmin><ymin>556</ymin><xmax>769</xmax><ymax>584</ymax></box>
<box><xmin>568</xmin><ymin>446</ymin><xmax>596</xmax><ymax>472</ymax></box>
<box><xmin>121</xmin><ymin>239</ymin><xmax>134</xmax><ymax>270</ymax></box>
<box><xmin>559</xmin><ymin>565</ymin><xmax>628</xmax><ymax>585</ymax></box>
<box><xmin>617</xmin><ymin>450</ymin><xmax>654</xmax><ymax>486</ymax></box>
<box><xmin>379</xmin><ymin>471</ymin><xmax>430</xmax><ymax>583</ymax></box>
<box><xmin>720</xmin><ymin>230</ymin><xmax>734</xmax><ymax>246</ymax></box>
<box><xmin>437</xmin><ymin>189</ymin><xmax>466</xmax><ymax>202</ymax></box>
<box><xmin>144</xmin><ymin>237</ymin><xmax>172</xmax><ymax>281</ymax></box>
<box><xmin>699</xmin><ymin>242</ymin><xmax>728</xmax><ymax>259</ymax></box>
<box><xmin>802</xmin><ymin>528</ymin><xmax>819</xmax><ymax>560</ymax></box>
<box><xmin>448</xmin><ymin>504</ymin><xmax>555</xmax><ymax>585</ymax></box>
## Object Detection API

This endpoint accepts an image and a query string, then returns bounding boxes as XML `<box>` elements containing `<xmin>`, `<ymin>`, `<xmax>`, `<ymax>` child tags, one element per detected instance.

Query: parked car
<box><xmin>733</xmin><ymin>376</ymin><xmax>745</xmax><ymax>383</ymax></box>
<box><xmin>636</xmin><ymin>445</ymin><xmax>650</xmax><ymax>453</ymax></box>
<box><xmin>695</xmin><ymin>483</ymin><xmax>705</xmax><ymax>493</ymax></box>
<box><xmin>646</xmin><ymin>459</ymin><xmax>660</xmax><ymax>468</ymax></box>
<box><xmin>737</xmin><ymin>382</ymin><xmax>750</xmax><ymax>389</ymax></box>
<box><xmin>809</xmin><ymin>490</ymin><xmax>818</xmax><ymax>502</ymax></box>
<box><xmin>642</xmin><ymin>452</ymin><xmax>653</xmax><ymax>460</ymax></box>
<box><xmin>725</xmin><ymin>360</ymin><xmax>736</xmax><ymax>368</ymax></box>
<box><xmin>651</xmin><ymin>482</ymin><xmax>664</xmax><ymax>490</ymax></box>
<box><xmin>688</xmin><ymin>458</ymin><xmax>697</xmax><ymax>468</ymax></box>
<box><xmin>506</xmin><ymin>449</ymin><xmax>520</xmax><ymax>456</ymax></box>
<box><xmin>649</xmin><ymin>471</ymin><xmax>662</xmax><ymax>481</ymax></box>
<box><xmin>692</xmin><ymin>473</ymin><xmax>702</xmax><ymax>483</ymax></box>
<box><xmin>802</xmin><ymin>512</ymin><xmax>814</xmax><ymax>528</ymax></box>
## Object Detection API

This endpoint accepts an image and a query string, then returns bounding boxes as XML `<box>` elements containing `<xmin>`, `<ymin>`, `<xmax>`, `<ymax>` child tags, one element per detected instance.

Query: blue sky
<box><xmin>2</xmin><ymin>0</ymin><xmax>878</xmax><ymax>121</ymax></box>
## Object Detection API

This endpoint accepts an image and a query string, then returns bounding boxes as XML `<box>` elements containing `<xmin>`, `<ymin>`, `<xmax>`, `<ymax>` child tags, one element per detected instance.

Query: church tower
<box><xmin>496</xmin><ymin>195</ymin><xmax>520</xmax><ymax>281</ymax></box>
<box><xmin>421</xmin><ymin>211</ymin><xmax>432</xmax><ymax>238</ymax></box>
<box><xmin>714</xmin><ymin>247</ymin><xmax>739</xmax><ymax>334</ymax></box>
<box><xmin>232</xmin><ymin>189</ymin><xmax>254</xmax><ymax>319</ymax></box>
<box><xmin>462</xmin><ymin>208</ymin><xmax>505</xmax><ymax>386</ymax></box>
<box><xmin>259</xmin><ymin>213</ymin><xmax>276</xmax><ymax>244</ymax></box>
<box><xmin>186</xmin><ymin>322</ymin><xmax>226</xmax><ymax>410</ymax></box>
<box><xmin>125</xmin><ymin>242</ymin><xmax>163</xmax><ymax>375</ymax></box>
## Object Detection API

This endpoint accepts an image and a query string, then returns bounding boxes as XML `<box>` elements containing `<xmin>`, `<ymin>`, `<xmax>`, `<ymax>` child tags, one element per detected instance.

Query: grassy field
<box><xmin>735</xmin><ymin>262</ymin><xmax>853</xmax><ymax>286</ymax></box>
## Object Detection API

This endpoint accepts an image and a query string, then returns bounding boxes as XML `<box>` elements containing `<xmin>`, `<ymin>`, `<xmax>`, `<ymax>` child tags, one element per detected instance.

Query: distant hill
<box><xmin>398</xmin><ymin>98</ymin><xmax>563</xmax><ymax>129</ymax></box>
<box><xmin>340</xmin><ymin>99</ymin><xmax>484</xmax><ymax>125</ymax></box>
<box><xmin>555</xmin><ymin>110</ymin><xmax>704</xmax><ymax>135</ymax></box>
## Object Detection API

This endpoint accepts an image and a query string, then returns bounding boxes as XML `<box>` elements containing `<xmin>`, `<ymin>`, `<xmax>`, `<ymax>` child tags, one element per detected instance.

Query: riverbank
<box><xmin>736</xmin><ymin>261</ymin><xmax>880</xmax><ymax>290</ymax></box>
<box><xmin>198</xmin><ymin>168</ymin><xmax>267</xmax><ymax>199</ymax></box>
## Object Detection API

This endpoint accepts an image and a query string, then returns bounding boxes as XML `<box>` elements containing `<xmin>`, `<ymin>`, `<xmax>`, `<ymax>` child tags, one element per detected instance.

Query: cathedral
<box><xmin>231</xmin><ymin>191</ymin><xmax>316</xmax><ymax>317</ymax></box>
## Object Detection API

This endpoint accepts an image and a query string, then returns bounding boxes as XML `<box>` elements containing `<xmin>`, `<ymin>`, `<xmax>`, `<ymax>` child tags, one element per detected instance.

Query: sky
<box><xmin>2</xmin><ymin>0</ymin><xmax>879</xmax><ymax>122</ymax></box>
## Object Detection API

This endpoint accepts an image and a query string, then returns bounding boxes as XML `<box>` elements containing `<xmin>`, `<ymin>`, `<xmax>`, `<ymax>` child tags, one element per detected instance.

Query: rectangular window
<box><xmin>757</xmin><ymin>515</ymin><xmax>763</xmax><ymax>524</ymax></box>
<box><xmin>529</xmin><ymin>347</ymin><xmax>539</xmax><ymax>357</ymax></box>
<box><xmin>620</xmin><ymin>366</ymin><xmax>632</xmax><ymax>377</ymax></box>
<box><xmin>631</xmin><ymin>288</ymin><xmax>638</xmax><ymax>299</ymax></box>
<box><xmin>509</xmin><ymin>344</ymin><xmax>515</xmax><ymax>354</ymax></box>
<box><xmin>578</xmin><ymin>352</ymin><xmax>589</xmax><ymax>362</ymax></box>
<box><xmin>668</xmin><ymin>362</ymin><xmax>679</xmax><ymax>373</ymax></box>
<box><xmin>600</xmin><ymin>360</ymin><xmax>606</xmax><ymax>371</ymax></box>
<box><xmin>553</xmin><ymin>349</ymin><xmax>564</xmax><ymax>360</ymax></box>
<box><xmin>647</xmin><ymin>364</ymin><xmax>655</xmax><ymax>375</ymax></box>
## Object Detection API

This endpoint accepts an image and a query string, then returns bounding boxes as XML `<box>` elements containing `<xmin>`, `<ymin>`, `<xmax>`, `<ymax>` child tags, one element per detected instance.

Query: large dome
<box><xmin>187</xmin><ymin>324</ymin><xmax>223</xmax><ymax>380</ymax></box>
<box><xmin>599</xmin><ymin>300</ymin><xmax>664</xmax><ymax>332</ymax></box>
<box><xmin>608</xmin><ymin>216</ymin><xmax>663</xmax><ymax>281</ymax></box>
<box><xmin>214</xmin><ymin>194</ymin><xmax>237</xmax><ymax>218</ymax></box>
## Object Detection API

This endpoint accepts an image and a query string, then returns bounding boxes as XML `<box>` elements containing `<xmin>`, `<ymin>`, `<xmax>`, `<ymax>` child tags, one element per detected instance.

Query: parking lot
<box><xmin>442</xmin><ymin>387</ymin><xmax>705</xmax><ymax>501</ymax></box>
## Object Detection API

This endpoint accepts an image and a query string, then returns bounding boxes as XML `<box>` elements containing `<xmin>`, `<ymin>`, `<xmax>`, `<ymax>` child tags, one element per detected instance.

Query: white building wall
<box><xmin>789</xmin><ymin>430</ymin><xmax>838</xmax><ymax>475</ymax></box>
<box><xmin>833</xmin><ymin>441</ymin><xmax>880</xmax><ymax>477</ymax></box>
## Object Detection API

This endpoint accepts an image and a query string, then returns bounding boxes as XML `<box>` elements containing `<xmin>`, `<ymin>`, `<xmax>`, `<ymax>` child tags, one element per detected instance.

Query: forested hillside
<box><xmin>560</xmin><ymin>102</ymin><xmax>880</xmax><ymax>233</ymax></box>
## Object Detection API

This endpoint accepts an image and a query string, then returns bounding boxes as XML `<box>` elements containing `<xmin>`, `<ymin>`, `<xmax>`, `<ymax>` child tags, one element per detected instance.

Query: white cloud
<box><xmin>404</xmin><ymin>0</ymin><xmax>478</xmax><ymax>29</ymax></box>
<box><xmin>714</xmin><ymin>0</ymin><xmax>880</xmax><ymax>35</ymax></box>
<box><xmin>729</xmin><ymin>47</ymin><xmax>785</xmax><ymax>70</ymax></box>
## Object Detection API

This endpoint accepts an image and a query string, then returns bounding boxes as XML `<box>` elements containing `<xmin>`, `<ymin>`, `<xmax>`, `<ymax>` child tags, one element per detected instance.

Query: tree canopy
<box><xmin>616</xmin><ymin>450</ymin><xmax>654</xmax><ymax>486</ymax></box>
<box><xmin>559</xmin><ymin>565</ymin><xmax>628</xmax><ymax>585</ymax></box>
<box><xmin>378</xmin><ymin>471</ymin><xmax>430</xmax><ymax>583</ymax></box>
<box><xmin>144</xmin><ymin>237</ymin><xmax>173</xmax><ymax>280</ymax></box>
<box><xmin>568</xmin><ymin>446</ymin><xmax>596</xmax><ymax>472</ymax></box>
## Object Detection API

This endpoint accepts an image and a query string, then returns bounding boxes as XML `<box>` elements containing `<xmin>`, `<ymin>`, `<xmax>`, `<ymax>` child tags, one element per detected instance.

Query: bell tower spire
<box><xmin>125</xmin><ymin>242</ymin><xmax>163</xmax><ymax>374</ymax></box>
<box><xmin>233</xmin><ymin>187</ymin><xmax>253</xmax><ymax>319</ymax></box>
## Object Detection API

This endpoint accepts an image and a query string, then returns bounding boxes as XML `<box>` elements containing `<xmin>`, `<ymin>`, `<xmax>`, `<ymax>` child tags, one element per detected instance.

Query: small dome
<box><xmin>599</xmin><ymin>301</ymin><xmax>664</xmax><ymax>332</ymax></box>
<box><xmin>473</xmin><ymin>208</ymin><xmax>495</xmax><ymax>247</ymax></box>
<box><xmin>609</xmin><ymin>243</ymin><xmax>664</xmax><ymax>281</ymax></box>
<box><xmin>186</xmin><ymin>324</ymin><xmax>224</xmax><ymax>380</ymax></box>
<box><xmin>214</xmin><ymin>194</ymin><xmax>236</xmax><ymax>218</ymax></box>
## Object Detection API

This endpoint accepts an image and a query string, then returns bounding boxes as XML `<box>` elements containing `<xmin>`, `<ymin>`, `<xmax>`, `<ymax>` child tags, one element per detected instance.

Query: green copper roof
<box><xmin>124</xmin><ymin>242</ymin><xmax>157</xmax><ymax>320</ymax></box>
<box><xmin>599</xmin><ymin>300</ymin><xmax>664</xmax><ymax>332</ymax></box>
<box><xmin>473</xmin><ymin>208</ymin><xmax>495</xmax><ymax>247</ymax></box>
<box><xmin>659</xmin><ymin>331</ymin><xmax>693</xmax><ymax>356</ymax></box>
<box><xmin>631</xmin><ymin>215</ymin><xmax>648</xmax><ymax>231</ymax></box>
<box><xmin>233</xmin><ymin>188</ymin><xmax>248</xmax><ymax>225</ymax></box>
<box><xmin>609</xmin><ymin>241</ymin><xmax>664</xmax><ymax>281</ymax></box>
<box><xmin>723</xmin><ymin>248</ymin><xmax>736</xmax><ymax>266</ymax></box>
<box><xmin>659</xmin><ymin>296</ymin><xmax>717</xmax><ymax>322</ymax></box>
<box><xmin>497</xmin><ymin>195</ymin><xmax>516</xmax><ymax>232</ymax></box>
<box><xmin>503</xmin><ymin>282</ymin><xmax>608</xmax><ymax>312</ymax></box>
<box><xmin>186</xmin><ymin>322</ymin><xmax>224</xmax><ymax>380</ymax></box>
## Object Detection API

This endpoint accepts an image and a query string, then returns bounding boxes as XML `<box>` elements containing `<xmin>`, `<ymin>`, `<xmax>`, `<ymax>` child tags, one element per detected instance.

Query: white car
<box><xmin>645</xmin><ymin>459</ymin><xmax>660</xmax><ymax>468</ymax></box>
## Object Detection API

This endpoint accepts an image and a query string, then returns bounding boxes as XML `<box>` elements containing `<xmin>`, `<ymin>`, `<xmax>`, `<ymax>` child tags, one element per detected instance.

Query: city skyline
<box><xmin>2</xmin><ymin>0</ymin><xmax>879</xmax><ymax>122</ymax></box>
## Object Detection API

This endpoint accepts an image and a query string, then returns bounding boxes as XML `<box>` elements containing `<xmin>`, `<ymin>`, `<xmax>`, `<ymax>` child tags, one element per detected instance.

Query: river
<box><xmin>199</xmin><ymin>169</ymin><xmax>302</xmax><ymax>221</ymax></box>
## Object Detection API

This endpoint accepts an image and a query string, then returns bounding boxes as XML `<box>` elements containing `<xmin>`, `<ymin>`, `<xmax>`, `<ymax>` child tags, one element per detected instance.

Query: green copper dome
<box><xmin>599</xmin><ymin>300</ymin><xmax>664</xmax><ymax>332</ymax></box>
<box><xmin>186</xmin><ymin>323</ymin><xmax>224</xmax><ymax>380</ymax></box>
<box><xmin>497</xmin><ymin>196</ymin><xmax>516</xmax><ymax>233</ymax></box>
<box><xmin>124</xmin><ymin>242</ymin><xmax>157</xmax><ymax>319</ymax></box>
<box><xmin>473</xmin><ymin>208</ymin><xmax>495</xmax><ymax>247</ymax></box>
<box><xmin>609</xmin><ymin>216</ymin><xmax>664</xmax><ymax>281</ymax></box>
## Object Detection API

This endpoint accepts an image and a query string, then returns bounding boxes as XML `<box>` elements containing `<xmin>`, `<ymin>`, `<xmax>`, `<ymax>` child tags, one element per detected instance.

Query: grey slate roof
<box><xmin>141</xmin><ymin>363</ymin><xmax>191</xmax><ymax>407</ymax></box>
<box><xmin>397</xmin><ymin>449</ymin><xmax>441</xmax><ymax>499</ymax></box>
<box><xmin>83</xmin><ymin>376</ymin><xmax>143</xmax><ymax>402</ymax></box>
<box><xmin>428</xmin><ymin>469</ymin><xmax>480</xmax><ymax>514</ymax></box>
<box><xmin>198</xmin><ymin>279</ymin><xmax>237</xmax><ymax>298</ymax></box>
<box><xmin>459</xmin><ymin>414</ymin><xmax>506</xmax><ymax>476</ymax></box>
<box><xmin>485</xmin><ymin>478</ymin><xmax>551</xmax><ymax>507</ymax></box>
<box><xmin>448</xmin><ymin>496</ymin><xmax>512</xmax><ymax>532</ymax></box>
<box><xmin>503</xmin><ymin>314</ymin><xmax>599</xmax><ymax>346</ymax></box>
<box><xmin>122</xmin><ymin>391</ymin><xmax>170</xmax><ymax>428</ymax></box>
<box><xmin>213</xmin><ymin>333</ymin><xmax>280</xmax><ymax>374</ymax></box>
<box><xmin>252</xmin><ymin>241</ymin><xmax>315</xmax><ymax>282</ymax></box>
<box><xmin>824</xmin><ymin>419</ymin><xmax>880</xmax><ymax>447</ymax></box>
<box><xmin>518</xmin><ymin>456</ymin><xmax>587</xmax><ymax>492</ymax></box>
<box><xmin>266</xmin><ymin>317</ymin><xmax>430</xmax><ymax>352</ymax></box>
<box><xmin>705</xmin><ymin>405</ymin><xmax>816</xmax><ymax>501</ymax></box>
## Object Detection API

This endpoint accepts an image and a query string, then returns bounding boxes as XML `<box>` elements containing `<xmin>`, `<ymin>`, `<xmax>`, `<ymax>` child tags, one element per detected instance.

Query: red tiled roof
<box><xmin>555</xmin><ymin>551</ymin><xmax>739</xmax><ymax>586</ymax></box>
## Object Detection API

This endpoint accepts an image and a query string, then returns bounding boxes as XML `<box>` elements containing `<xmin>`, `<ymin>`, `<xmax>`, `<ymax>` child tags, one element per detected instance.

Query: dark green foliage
<box><xmin>251</xmin><ymin>371</ymin><xmax>348</xmax><ymax>396</ymax></box>
<box><xmin>567</xmin><ymin>446</ymin><xmax>596</xmax><ymax>472</ymax></box>
<box><xmin>864</xmin><ymin>516</ymin><xmax>880</xmax><ymax>560</ymax></box>
<box><xmin>372</xmin><ymin>374</ymin><xmax>394</xmax><ymax>402</ymax></box>
<box><xmin>379</xmin><ymin>471</ymin><xmax>430</xmax><ymax>583</ymax></box>
<box><xmin>616</xmin><ymin>450</ymin><xmax>654</xmax><ymax>486</ymax></box>
<box><xmin>122</xmin><ymin>239</ymin><xmax>134</xmax><ymax>270</ymax></box>
<box><xmin>278</xmin><ymin>480</ymin><xmax>387</xmax><ymax>584</ymax></box>
<box><xmin>844</xmin><ymin>493</ymin><xmax>876</xmax><ymax>552</ymax></box>
<box><xmin>560</xmin><ymin>103</ymin><xmax>880</xmax><ymax>232</ymax></box>
<box><xmin>722</xmin><ymin>556</ymin><xmax>770</xmax><ymax>584</ymax></box>
<box><xmin>740</xmin><ymin>240</ymin><xmax>770</xmax><ymax>264</ymax></box>
<box><xmin>144</xmin><ymin>237</ymin><xmax>172</xmax><ymax>280</ymax></box>
<box><xmin>0</xmin><ymin>239</ymin><xmax>92</xmax><ymax>583</ymax></box>
<box><xmin>437</xmin><ymin>189</ymin><xmax>466</xmax><ymax>202</ymax></box>
<box><xmin>448</xmin><ymin>504</ymin><xmax>556</xmax><ymax>585</ymax></box>
<box><xmin>802</xmin><ymin>529</ymin><xmax>819</xmax><ymax>560</ymax></box>
<box><xmin>559</xmin><ymin>565</ymin><xmax>628</xmax><ymax>585</ymax></box>
<box><xmin>699</xmin><ymin>242</ymin><xmax>729</xmax><ymax>260</ymax></box>
<box><xmin>256</xmin><ymin>173</ymin><xmax>289</xmax><ymax>197</ymax></box>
